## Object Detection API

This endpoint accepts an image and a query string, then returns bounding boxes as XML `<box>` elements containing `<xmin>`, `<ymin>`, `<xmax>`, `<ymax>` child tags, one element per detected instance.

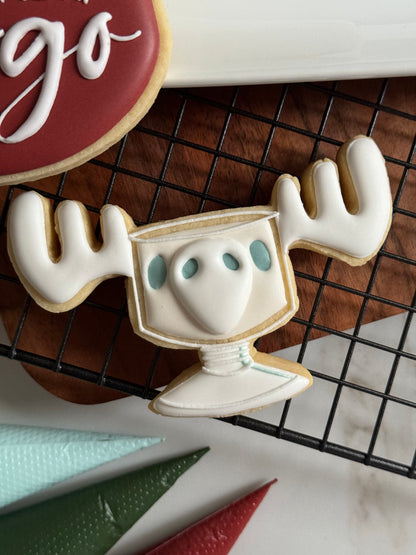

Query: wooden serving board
<box><xmin>0</xmin><ymin>78</ymin><xmax>415</xmax><ymax>403</ymax></box>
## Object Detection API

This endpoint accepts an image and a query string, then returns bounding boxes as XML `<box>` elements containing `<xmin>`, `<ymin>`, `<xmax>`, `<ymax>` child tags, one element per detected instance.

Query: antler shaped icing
<box><xmin>7</xmin><ymin>191</ymin><xmax>134</xmax><ymax>311</ymax></box>
<box><xmin>273</xmin><ymin>136</ymin><xmax>392</xmax><ymax>264</ymax></box>
<box><xmin>7</xmin><ymin>136</ymin><xmax>392</xmax><ymax>318</ymax></box>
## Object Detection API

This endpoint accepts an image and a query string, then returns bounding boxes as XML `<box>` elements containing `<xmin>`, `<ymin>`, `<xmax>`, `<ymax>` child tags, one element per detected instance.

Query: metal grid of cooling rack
<box><xmin>0</xmin><ymin>78</ymin><xmax>415</xmax><ymax>478</ymax></box>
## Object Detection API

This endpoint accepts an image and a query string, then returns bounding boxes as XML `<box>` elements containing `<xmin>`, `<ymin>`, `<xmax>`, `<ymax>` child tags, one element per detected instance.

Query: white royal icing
<box><xmin>8</xmin><ymin>138</ymin><xmax>391</xmax><ymax>329</ymax></box>
<box><xmin>0</xmin><ymin>18</ymin><xmax>65</xmax><ymax>144</ymax></box>
<box><xmin>8</xmin><ymin>191</ymin><xmax>134</xmax><ymax>304</ymax></box>
<box><xmin>276</xmin><ymin>136</ymin><xmax>392</xmax><ymax>257</ymax></box>
<box><xmin>152</xmin><ymin>344</ymin><xmax>311</xmax><ymax>417</ymax></box>
<box><xmin>0</xmin><ymin>14</ymin><xmax>142</xmax><ymax>143</ymax></box>
<box><xmin>129</xmin><ymin>211</ymin><xmax>297</xmax><ymax>348</ymax></box>
<box><xmin>76</xmin><ymin>12</ymin><xmax>113</xmax><ymax>80</ymax></box>
<box><xmin>170</xmin><ymin>237</ymin><xmax>253</xmax><ymax>336</ymax></box>
<box><xmin>7</xmin><ymin>136</ymin><xmax>391</xmax><ymax>418</ymax></box>
<box><xmin>200</xmin><ymin>342</ymin><xmax>254</xmax><ymax>376</ymax></box>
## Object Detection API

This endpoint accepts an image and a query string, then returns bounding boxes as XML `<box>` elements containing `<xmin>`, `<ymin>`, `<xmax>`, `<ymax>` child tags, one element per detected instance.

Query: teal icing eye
<box><xmin>148</xmin><ymin>255</ymin><xmax>167</xmax><ymax>290</ymax></box>
<box><xmin>250</xmin><ymin>240</ymin><xmax>271</xmax><ymax>271</ymax></box>
<box><xmin>182</xmin><ymin>258</ymin><xmax>198</xmax><ymax>279</ymax></box>
<box><xmin>223</xmin><ymin>253</ymin><xmax>239</xmax><ymax>271</ymax></box>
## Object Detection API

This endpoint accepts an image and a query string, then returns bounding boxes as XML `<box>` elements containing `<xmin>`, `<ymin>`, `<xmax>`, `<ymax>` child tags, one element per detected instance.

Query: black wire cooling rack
<box><xmin>0</xmin><ymin>77</ymin><xmax>415</xmax><ymax>479</ymax></box>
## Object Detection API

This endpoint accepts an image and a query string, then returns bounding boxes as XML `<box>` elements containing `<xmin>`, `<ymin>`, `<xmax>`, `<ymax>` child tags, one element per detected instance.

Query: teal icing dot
<box><xmin>148</xmin><ymin>255</ymin><xmax>167</xmax><ymax>290</ymax></box>
<box><xmin>182</xmin><ymin>258</ymin><xmax>198</xmax><ymax>279</ymax></box>
<box><xmin>223</xmin><ymin>253</ymin><xmax>240</xmax><ymax>271</ymax></box>
<box><xmin>250</xmin><ymin>240</ymin><xmax>271</xmax><ymax>271</ymax></box>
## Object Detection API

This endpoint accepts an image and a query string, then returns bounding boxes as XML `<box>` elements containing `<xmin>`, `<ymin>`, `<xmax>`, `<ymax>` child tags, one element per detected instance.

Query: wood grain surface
<box><xmin>0</xmin><ymin>78</ymin><xmax>415</xmax><ymax>404</ymax></box>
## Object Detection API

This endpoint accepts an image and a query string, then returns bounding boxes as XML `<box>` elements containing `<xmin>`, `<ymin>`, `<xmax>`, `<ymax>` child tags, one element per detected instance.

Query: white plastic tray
<box><xmin>164</xmin><ymin>0</ymin><xmax>416</xmax><ymax>87</ymax></box>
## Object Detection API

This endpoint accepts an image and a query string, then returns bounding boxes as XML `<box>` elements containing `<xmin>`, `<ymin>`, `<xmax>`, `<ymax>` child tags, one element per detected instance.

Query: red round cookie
<box><xmin>0</xmin><ymin>0</ymin><xmax>171</xmax><ymax>185</ymax></box>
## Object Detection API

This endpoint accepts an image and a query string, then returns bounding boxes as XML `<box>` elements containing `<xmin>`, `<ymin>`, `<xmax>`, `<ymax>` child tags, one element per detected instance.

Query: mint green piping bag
<box><xmin>0</xmin><ymin>423</ymin><xmax>162</xmax><ymax>508</ymax></box>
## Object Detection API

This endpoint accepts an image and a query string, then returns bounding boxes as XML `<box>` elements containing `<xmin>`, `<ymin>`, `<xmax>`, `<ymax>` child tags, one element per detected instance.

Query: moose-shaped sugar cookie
<box><xmin>7</xmin><ymin>136</ymin><xmax>392</xmax><ymax>417</ymax></box>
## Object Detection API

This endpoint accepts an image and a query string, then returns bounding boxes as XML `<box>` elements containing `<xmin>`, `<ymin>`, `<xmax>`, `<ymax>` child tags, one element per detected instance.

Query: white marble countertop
<box><xmin>0</xmin><ymin>314</ymin><xmax>415</xmax><ymax>554</ymax></box>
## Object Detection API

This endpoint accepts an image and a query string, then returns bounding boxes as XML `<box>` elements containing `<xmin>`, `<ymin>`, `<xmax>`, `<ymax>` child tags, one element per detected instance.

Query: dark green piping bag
<box><xmin>0</xmin><ymin>447</ymin><xmax>209</xmax><ymax>555</ymax></box>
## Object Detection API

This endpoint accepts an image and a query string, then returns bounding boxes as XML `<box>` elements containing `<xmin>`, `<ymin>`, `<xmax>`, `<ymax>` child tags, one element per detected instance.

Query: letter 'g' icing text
<box><xmin>0</xmin><ymin>13</ymin><xmax>142</xmax><ymax>144</ymax></box>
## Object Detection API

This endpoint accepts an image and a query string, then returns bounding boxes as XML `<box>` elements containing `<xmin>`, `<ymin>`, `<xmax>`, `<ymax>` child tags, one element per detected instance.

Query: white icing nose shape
<box><xmin>170</xmin><ymin>238</ymin><xmax>253</xmax><ymax>335</ymax></box>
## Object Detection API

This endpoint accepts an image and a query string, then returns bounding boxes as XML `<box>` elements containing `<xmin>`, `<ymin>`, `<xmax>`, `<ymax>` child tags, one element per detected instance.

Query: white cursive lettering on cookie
<box><xmin>0</xmin><ymin>13</ymin><xmax>142</xmax><ymax>144</ymax></box>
